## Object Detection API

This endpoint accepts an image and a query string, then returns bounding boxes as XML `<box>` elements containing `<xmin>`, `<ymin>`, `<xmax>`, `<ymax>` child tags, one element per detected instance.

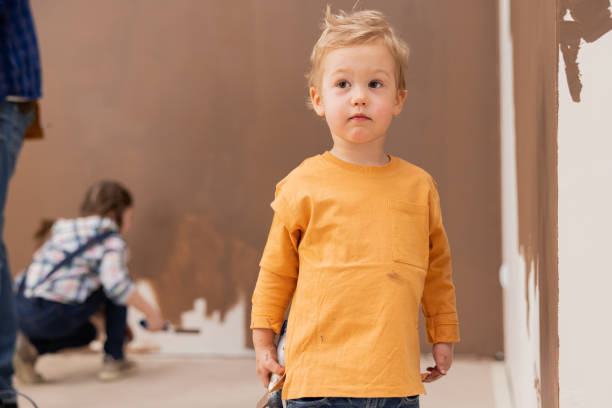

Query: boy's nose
<box><xmin>350</xmin><ymin>85</ymin><xmax>368</xmax><ymax>106</ymax></box>
<box><xmin>350</xmin><ymin>93</ymin><xmax>368</xmax><ymax>106</ymax></box>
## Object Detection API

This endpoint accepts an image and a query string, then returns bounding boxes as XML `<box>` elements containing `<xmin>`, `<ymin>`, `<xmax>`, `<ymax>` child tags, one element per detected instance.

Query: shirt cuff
<box><xmin>251</xmin><ymin>313</ymin><xmax>284</xmax><ymax>334</ymax></box>
<box><xmin>425</xmin><ymin>315</ymin><xmax>460</xmax><ymax>344</ymax></box>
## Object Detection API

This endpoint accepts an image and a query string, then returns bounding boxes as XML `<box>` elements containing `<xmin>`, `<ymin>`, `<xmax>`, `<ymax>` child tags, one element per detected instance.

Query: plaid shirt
<box><xmin>0</xmin><ymin>0</ymin><xmax>42</xmax><ymax>100</ymax></box>
<box><xmin>19</xmin><ymin>216</ymin><xmax>135</xmax><ymax>305</ymax></box>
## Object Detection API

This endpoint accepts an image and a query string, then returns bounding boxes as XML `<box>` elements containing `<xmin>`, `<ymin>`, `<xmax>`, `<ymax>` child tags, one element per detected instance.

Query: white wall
<box><xmin>499</xmin><ymin>0</ymin><xmax>542</xmax><ymax>406</ymax></box>
<box><xmin>101</xmin><ymin>280</ymin><xmax>254</xmax><ymax>357</ymax></box>
<box><xmin>557</xmin><ymin>29</ymin><xmax>612</xmax><ymax>407</ymax></box>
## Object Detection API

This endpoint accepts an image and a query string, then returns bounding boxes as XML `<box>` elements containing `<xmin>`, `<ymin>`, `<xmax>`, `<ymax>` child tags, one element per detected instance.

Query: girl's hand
<box><xmin>126</xmin><ymin>290</ymin><xmax>165</xmax><ymax>331</ymax></box>
<box><xmin>145</xmin><ymin>310</ymin><xmax>166</xmax><ymax>332</ymax></box>
<box><xmin>422</xmin><ymin>342</ymin><xmax>453</xmax><ymax>383</ymax></box>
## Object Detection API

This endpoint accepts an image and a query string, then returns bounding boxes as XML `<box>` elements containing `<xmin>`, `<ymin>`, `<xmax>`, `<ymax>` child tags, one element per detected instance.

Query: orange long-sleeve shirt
<box><xmin>251</xmin><ymin>151</ymin><xmax>459</xmax><ymax>399</ymax></box>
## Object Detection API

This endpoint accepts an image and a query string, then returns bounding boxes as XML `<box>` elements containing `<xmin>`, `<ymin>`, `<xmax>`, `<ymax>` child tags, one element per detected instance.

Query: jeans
<box><xmin>16</xmin><ymin>288</ymin><xmax>128</xmax><ymax>360</ymax></box>
<box><xmin>287</xmin><ymin>396</ymin><xmax>419</xmax><ymax>408</ymax></box>
<box><xmin>0</xmin><ymin>101</ymin><xmax>34</xmax><ymax>396</ymax></box>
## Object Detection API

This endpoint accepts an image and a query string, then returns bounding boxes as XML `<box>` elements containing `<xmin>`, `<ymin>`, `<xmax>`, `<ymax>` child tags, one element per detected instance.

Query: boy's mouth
<box><xmin>349</xmin><ymin>114</ymin><xmax>371</xmax><ymax>121</ymax></box>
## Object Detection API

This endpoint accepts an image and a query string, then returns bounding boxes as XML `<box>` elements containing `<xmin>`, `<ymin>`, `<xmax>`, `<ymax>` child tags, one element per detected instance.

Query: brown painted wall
<box><xmin>6</xmin><ymin>0</ymin><xmax>501</xmax><ymax>355</ymax></box>
<box><xmin>511</xmin><ymin>0</ymin><xmax>559</xmax><ymax>405</ymax></box>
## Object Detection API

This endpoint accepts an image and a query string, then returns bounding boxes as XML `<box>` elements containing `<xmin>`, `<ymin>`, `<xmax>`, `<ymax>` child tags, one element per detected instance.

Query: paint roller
<box><xmin>139</xmin><ymin>319</ymin><xmax>201</xmax><ymax>334</ymax></box>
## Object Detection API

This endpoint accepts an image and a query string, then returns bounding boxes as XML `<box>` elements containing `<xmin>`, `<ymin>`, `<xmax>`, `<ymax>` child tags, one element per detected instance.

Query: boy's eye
<box><xmin>369</xmin><ymin>80</ymin><xmax>383</xmax><ymax>89</ymax></box>
<box><xmin>336</xmin><ymin>80</ymin><xmax>351</xmax><ymax>89</ymax></box>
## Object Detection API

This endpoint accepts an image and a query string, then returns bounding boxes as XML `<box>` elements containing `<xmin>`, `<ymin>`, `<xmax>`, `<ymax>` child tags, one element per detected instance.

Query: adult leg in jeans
<box><xmin>0</xmin><ymin>101</ymin><xmax>33</xmax><ymax>399</ymax></box>
<box><xmin>0</xmin><ymin>269</ymin><xmax>19</xmax><ymax>405</ymax></box>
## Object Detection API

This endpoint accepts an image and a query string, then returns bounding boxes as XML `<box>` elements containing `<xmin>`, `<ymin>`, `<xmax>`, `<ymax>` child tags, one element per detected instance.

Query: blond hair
<box><xmin>307</xmin><ymin>7</ymin><xmax>410</xmax><ymax>92</ymax></box>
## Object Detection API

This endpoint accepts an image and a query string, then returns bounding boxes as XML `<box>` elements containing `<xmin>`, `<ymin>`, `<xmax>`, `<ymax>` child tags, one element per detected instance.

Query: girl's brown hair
<box><xmin>80</xmin><ymin>180</ymin><xmax>133</xmax><ymax>227</ymax></box>
<box><xmin>35</xmin><ymin>181</ymin><xmax>133</xmax><ymax>243</ymax></box>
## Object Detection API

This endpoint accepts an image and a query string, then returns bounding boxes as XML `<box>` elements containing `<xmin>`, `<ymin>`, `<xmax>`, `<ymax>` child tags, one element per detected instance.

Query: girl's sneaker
<box><xmin>98</xmin><ymin>355</ymin><xmax>137</xmax><ymax>381</ymax></box>
<box><xmin>13</xmin><ymin>333</ymin><xmax>43</xmax><ymax>384</ymax></box>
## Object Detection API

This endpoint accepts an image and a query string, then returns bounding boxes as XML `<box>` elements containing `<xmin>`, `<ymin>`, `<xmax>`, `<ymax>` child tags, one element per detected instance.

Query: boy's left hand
<box><xmin>422</xmin><ymin>342</ymin><xmax>453</xmax><ymax>383</ymax></box>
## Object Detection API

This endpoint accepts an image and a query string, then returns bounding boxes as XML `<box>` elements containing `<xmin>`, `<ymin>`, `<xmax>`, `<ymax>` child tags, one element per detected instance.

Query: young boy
<box><xmin>251</xmin><ymin>8</ymin><xmax>459</xmax><ymax>408</ymax></box>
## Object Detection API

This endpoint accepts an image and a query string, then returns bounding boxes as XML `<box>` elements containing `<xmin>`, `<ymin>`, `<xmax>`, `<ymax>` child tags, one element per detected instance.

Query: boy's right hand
<box><xmin>253</xmin><ymin>328</ymin><xmax>285</xmax><ymax>388</ymax></box>
<box><xmin>255</xmin><ymin>346</ymin><xmax>285</xmax><ymax>388</ymax></box>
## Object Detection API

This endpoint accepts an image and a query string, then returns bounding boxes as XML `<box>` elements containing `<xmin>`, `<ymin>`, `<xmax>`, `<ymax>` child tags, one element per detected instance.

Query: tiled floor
<box><xmin>14</xmin><ymin>353</ymin><xmax>511</xmax><ymax>408</ymax></box>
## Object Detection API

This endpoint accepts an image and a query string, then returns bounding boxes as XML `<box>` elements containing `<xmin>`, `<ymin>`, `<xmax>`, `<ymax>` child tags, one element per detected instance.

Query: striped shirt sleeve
<box><xmin>98</xmin><ymin>249</ymin><xmax>135</xmax><ymax>305</ymax></box>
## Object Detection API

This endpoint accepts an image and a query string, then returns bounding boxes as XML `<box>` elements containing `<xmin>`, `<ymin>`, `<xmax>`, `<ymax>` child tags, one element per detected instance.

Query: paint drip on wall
<box><xmin>510</xmin><ymin>0</ymin><xmax>559</xmax><ymax>405</ymax></box>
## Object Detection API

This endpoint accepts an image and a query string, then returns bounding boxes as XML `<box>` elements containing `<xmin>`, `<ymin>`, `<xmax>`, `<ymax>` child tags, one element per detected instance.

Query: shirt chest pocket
<box><xmin>390</xmin><ymin>201</ymin><xmax>429</xmax><ymax>271</ymax></box>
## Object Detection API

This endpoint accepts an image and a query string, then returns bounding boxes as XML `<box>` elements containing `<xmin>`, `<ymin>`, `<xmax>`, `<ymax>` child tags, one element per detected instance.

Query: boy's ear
<box><xmin>310</xmin><ymin>87</ymin><xmax>325</xmax><ymax>117</ymax></box>
<box><xmin>393</xmin><ymin>89</ymin><xmax>408</xmax><ymax>116</ymax></box>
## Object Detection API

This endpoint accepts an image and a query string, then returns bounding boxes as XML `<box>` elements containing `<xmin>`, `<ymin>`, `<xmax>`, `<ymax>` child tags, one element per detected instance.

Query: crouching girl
<box><xmin>13</xmin><ymin>181</ymin><xmax>165</xmax><ymax>383</ymax></box>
